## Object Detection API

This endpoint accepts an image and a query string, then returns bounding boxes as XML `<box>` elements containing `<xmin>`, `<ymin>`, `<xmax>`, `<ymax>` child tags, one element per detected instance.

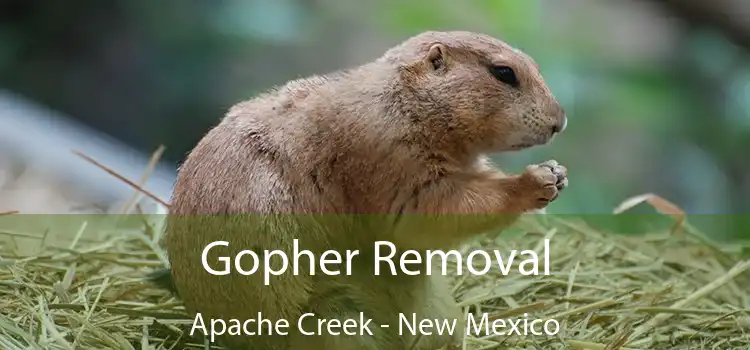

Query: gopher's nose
<box><xmin>551</xmin><ymin>115</ymin><xmax>567</xmax><ymax>134</ymax></box>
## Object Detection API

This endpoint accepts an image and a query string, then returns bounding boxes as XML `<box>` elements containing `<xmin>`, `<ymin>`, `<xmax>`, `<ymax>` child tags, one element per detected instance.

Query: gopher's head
<box><xmin>382</xmin><ymin>31</ymin><xmax>567</xmax><ymax>155</ymax></box>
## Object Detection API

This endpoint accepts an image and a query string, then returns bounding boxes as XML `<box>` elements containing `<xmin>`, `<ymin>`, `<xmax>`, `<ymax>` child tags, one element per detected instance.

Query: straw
<box><xmin>1</xmin><ymin>150</ymin><xmax>748</xmax><ymax>349</ymax></box>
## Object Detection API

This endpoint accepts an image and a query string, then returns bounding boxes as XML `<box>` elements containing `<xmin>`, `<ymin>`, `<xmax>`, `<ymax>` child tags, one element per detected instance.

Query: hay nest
<box><xmin>1</xmin><ymin>209</ymin><xmax>749</xmax><ymax>350</ymax></box>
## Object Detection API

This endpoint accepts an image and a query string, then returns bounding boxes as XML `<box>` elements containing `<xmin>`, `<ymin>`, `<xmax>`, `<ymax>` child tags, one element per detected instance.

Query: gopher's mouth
<box><xmin>509</xmin><ymin>134</ymin><xmax>555</xmax><ymax>150</ymax></box>
<box><xmin>508</xmin><ymin>143</ymin><xmax>535</xmax><ymax>150</ymax></box>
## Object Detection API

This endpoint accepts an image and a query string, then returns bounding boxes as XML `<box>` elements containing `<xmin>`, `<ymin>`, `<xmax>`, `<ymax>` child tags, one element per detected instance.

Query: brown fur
<box><xmin>158</xmin><ymin>31</ymin><xmax>568</xmax><ymax>350</ymax></box>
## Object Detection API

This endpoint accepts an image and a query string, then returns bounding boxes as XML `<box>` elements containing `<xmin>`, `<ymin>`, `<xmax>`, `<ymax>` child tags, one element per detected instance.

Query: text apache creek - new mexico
<box><xmin>200</xmin><ymin>239</ymin><xmax>552</xmax><ymax>284</ymax></box>
<box><xmin>191</xmin><ymin>311</ymin><xmax>562</xmax><ymax>342</ymax></box>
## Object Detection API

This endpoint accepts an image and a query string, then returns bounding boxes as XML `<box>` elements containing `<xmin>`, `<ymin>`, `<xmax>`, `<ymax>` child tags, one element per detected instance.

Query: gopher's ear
<box><xmin>425</xmin><ymin>43</ymin><xmax>448</xmax><ymax>71</ymax></box>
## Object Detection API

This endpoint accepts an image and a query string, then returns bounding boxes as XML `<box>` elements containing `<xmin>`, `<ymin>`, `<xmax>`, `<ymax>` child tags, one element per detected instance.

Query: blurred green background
<box><xmin>0</xmin><ymin>0</ymin><xmax>748</xmax><ymax>239</ymax></box>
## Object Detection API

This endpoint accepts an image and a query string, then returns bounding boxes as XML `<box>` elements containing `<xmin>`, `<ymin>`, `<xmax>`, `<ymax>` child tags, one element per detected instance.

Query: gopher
<box><xmin>152</xmin><ymin>30</ymin><xmax>568</xmax><ymax>350</ymax></box>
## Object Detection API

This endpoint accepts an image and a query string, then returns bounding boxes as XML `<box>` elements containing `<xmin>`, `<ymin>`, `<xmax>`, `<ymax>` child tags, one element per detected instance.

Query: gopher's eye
<box><xmin>489</xmin><ymin>65</ymin><xmax>519</xmax><ymax>87</ymax></box>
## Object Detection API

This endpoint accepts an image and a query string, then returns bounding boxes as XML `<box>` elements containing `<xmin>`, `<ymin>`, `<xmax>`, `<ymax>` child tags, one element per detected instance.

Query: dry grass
<box><xmin>1</xmin><ymin>210</ymin><xmax>749</xmax><ymax>350</ymax></box>
<box><xmin>1</xmin><ymin>150</ymin><xmax>749</xmax><ymax>349</ymax></box>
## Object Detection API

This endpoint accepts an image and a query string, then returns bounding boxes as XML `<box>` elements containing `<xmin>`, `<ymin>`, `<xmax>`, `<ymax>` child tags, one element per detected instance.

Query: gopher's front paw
<box><xmin>519</xmin><ymin>160</ymin><xmax>567</xmax><ymax>210</ymax></box>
